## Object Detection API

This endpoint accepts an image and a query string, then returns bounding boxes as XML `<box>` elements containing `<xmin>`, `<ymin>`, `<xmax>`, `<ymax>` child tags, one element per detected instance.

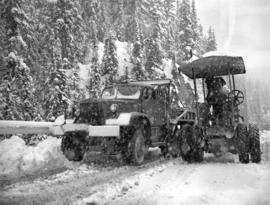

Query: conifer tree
<box><xmin>115</xmin><ymin>0</ymin><xmax>125</xmax><ymax>41</ymax></box>
<box><xmin>131</xmin><ymin>17</ymin><xmax>145</xmax><ymax>81</ymax></box>
<box><xmin>162</xmin><ymin>0</ymin><xmax>176</xmax><ymax>58</ymax></box>
<box><xmin>81</xmin><ymin>0</ymin><xmax>102</xmax><ymax>97</ymax></box>
<box><xmin>205</xmin><ymin>27</ymin><xmax>217</xmax><ymax>52</ymax></box>
<box><xmin>89</xmin><ymin>18</ymin><xmax>102</xmax><ymax>97</ymax></box>
<box><xmin>101</xmin><ymin>34</ymin><xmax>119</xmax><ymax>86</ymax></box>
<box><xmin>0</xmin><ymin>0</ymin><xmax>39</xmax><ymax>120</ymax></box>
<box><xmin>176</xmin><ymin>0</ymin><xmax>194</xmax><ymax>62</ymax></box>
<box><xmin>44</xmin><ymin>0</ymin><xmax>84</xmax><ymax>119</ymax></box>
<box><xmin>145</xmin><ymin>4</ymin><xmax>164</xmax><ymax>79</ymax></box>
<box><xmin>190</xmin><ymin>0</ymin><xmax>200</xmax><ymax>54</ymax></box>
<box><xmin>43</xmin><ymin>47</ymin><xmax>70</xmax><ymax>120</ymax></box>
<box><xmin>0</xmin><ymin>53</ymin><xmax>39</xmax><ymax>120</ymax></box>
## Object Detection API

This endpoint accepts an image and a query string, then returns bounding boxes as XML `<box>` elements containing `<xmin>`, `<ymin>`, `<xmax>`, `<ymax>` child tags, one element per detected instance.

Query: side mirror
<box><xmin>54</xmin><ymin>115</ymin><xmax>66</xmax><ymax>125</ymax></box>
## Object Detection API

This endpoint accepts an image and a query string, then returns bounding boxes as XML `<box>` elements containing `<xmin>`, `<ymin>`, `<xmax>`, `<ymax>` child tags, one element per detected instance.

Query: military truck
<box><xmin>61</xmin><ymin>80</ymin><xmax>204</xmax><ymax>165</ymax></box>
<box><xmin>180</xmin><ymin>54</ymin><xmax>261</xmax><ymax>163</ymax></box>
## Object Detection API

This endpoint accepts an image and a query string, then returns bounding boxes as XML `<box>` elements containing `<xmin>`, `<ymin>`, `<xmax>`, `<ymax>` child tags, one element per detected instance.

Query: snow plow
<box><xmin>180</xmin><ymin>52</ymin><xmax>261</xmax><ymax>163</ymax></box>
<box><xmin>56</xmin><ymin>79</ymin><xmax>203</xmax><ymax>164</ymax></box>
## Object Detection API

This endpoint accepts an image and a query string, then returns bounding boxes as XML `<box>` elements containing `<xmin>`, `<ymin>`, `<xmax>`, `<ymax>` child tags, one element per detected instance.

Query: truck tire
<box><xmin>129</xmin><ymin>128</ymin><xmax>147</xmax><ymax>165</ymax></box>
<box><xmin>236</xmin><ymin>124</ymin><xmax>249</xmax><ymax>163</ymax></box>
<box><xmin>192</xmin><ymin>126</ymin><xmax>204</xmax><ymax>162</ymax></box>
<box><xmin>249</xmin><ymin>124</ymin><xmax>261</xmax><ymax>163</ymax></box>
<box><xmin>159</xmin><ymin>145</ymin><xmax>169</xmax><ymax>157</ymax></box>
<box><xmin>178</xmin><ymin>124</ymin><xmax>204</xmax><ymax>163</ymax></box>
<box><xmin>61</xmin><ymin>135</ymin><xmax>86</xmax><ymax>161</ymax></box>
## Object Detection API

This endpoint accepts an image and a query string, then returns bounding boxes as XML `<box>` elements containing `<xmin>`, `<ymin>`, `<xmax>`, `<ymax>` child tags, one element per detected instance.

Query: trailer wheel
<box><xmin>249</xmin><ymin>124</ymin><xmax>261</xmax><ymax>163</ymax></box>
<box><xmin>236</xmin><ymin>124</ymin><xmax>249</xmax><ymax>163</ymax></box>
<box><xmin>61</xmin><ymin>134</ymin><xmax>86</xmax><ymax>161</ymax></box>
<box><xmin>192</xmin><ymin>126</ymin><xmax>204</xmax><ymax>162</ymax></box>
<box><xmin>129</xmin><ymin>128</ymin><xmax>147</xmax><ymax>165</ymax></box>
<box><xmin>178</xmin><ymin>125</ymin><xmax>204</xmax><ymax>163</ymax></box>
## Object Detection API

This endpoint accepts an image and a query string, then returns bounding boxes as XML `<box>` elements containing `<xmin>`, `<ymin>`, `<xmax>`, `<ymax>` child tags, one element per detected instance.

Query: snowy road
<box><xmin>0</xmin><ymin>132</ymin><xmax>270</xmax><ymax>205</ymax></box>
<box><xmin>108</xmin><ymin>161</ymin><xmax>270</xmax><ymax>205</ymax></box>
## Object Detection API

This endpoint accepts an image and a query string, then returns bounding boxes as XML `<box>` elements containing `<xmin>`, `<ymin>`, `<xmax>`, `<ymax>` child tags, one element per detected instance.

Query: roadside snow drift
<box><xmin>261</xmin><ymin>130</ymin><xmax>270</xmax><ymax>162</ymax></box>
<box><xmin>0</xmin><ymin>136</ymin><xmax>67</xmax><ymax>177</ymax></box>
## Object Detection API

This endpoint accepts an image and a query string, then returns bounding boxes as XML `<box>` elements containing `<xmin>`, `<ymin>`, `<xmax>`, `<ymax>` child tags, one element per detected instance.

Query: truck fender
<box><xmin>106</xmin><ymin>112</ymin><xmax>151</xmax><ymax>139</ymax></box>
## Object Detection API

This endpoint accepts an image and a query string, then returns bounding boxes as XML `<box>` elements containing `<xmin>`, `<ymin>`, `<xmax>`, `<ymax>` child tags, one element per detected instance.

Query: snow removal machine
<box><xmin>58</xmin><ymin>79</ymin><xmax>204</xmax><ymax>165</ymax></box>
<box><xmin>180</xmin><ymin>53</ymin><xmax>261</xmax><ymax>163</ymax></box>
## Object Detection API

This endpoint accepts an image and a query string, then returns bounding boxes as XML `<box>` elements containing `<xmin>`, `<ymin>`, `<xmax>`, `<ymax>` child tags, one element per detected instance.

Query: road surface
<box><xmin>0</xmin><ymin>133</ymin><xmax>270</xmax><ymax>205</ymax></box>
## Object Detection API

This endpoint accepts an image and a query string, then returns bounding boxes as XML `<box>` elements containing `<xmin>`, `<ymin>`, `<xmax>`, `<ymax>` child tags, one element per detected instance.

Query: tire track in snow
<box><xmin>0</xmin><ymin>157</ymin><xmax>179</xmax><ymax>205</ymax></box>
<box><xmin>107</xmin><ymin>163</ymin><xmax>199</xmax><ymax>205</ymax></box>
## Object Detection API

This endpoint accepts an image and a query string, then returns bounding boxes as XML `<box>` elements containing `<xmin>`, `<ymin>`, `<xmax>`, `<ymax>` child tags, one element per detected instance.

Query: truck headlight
<box><xmin>110</xmin><ymin>104</ymin><xmax>118</xmax><ymax>113</ymax></box>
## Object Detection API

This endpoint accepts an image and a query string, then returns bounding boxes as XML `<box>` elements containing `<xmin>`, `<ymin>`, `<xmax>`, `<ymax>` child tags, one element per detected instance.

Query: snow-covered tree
<box><xmin>43</xmin><ymin>52</ymin><xmax>70</xmax><ymax>120</ymax></box>
<box><xmin>80</xmin><ymin>0</ymin><xmax>102</xmax><ymax>97</ymax></box>
<box><xmin>89</xmin><ymin>20</ymin><xmax>102</xmax><ymax>97</ymax></box>
<box><xmin>0</xmin><ymin>0</ymin><xmax>40</xmax><ymax>120</ymax></box>
<box><xmin>190</xmin><ymin>0</ymin><xmax>200</xmax><ymax>54</ymax></box>
<box><xmin>144</xmin><ymin>4</ymin><xmax>164</xmax><ymax>79</ymax></box>
<box><xmin>131</xmin><ymin>17</ymin><xmax>145</xmax><ymax>81</ymax></box>
<box><xmin>53</xmin><ymin>0</ymin><xmax>84</xmax><ymax>62</ymax></box>
<box><xmin>44</xmin><ymin>0</ymin><xmax>84</xmax><ymax>119</ymax></box>
<box><xmin>101</xmin><ymin>34</ymin><xmax>119</xmax><ymax>86</ymax></box>
<box><xmin>205</xmin><ymin>27</ymin><xmax>217</xmax><ymax>52</ymax></box>
<box><xmin>161</xmin><ymin>0</ymin><xmax>176</xmax><ymax>58</ymax></box>
<box><xmin>0</xmin><ymin>53</ymin><xmax>39</xmax><ymax>120</ymax></box>
<box><xmin>176</xmin><ymin>0</ymin><xmax>194</xmax><ymax>62</ymax></box>
<box><xmin>115</xmin><ymin>0</ymin><xmax>125</xmax><ymax>41</ymax></box>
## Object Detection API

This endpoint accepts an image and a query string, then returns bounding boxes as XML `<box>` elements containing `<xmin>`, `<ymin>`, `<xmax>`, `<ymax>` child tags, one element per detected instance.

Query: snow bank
<box><xmin>261</xmin><ymin>130</ymin><xmax>270</xmax><ymax>162</ymax></box>
<box><xmin>0</xmin><ymin>136</ymin><xmax>67</xmax><ymax>177</ymax></box>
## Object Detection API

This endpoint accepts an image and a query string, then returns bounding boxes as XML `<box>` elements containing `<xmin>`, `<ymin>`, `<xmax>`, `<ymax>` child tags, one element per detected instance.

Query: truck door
<box><xmin>142</xmin><ymin>86</ymin><xmax>168</xmax><ymax>126</ymax></box>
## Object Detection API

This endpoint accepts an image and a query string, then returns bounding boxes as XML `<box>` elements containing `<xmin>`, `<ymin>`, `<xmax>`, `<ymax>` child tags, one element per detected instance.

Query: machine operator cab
<box><xmin>180</xmin><ymin>52</ymin><xmax>246</xmax><ymax>129</ymax></box>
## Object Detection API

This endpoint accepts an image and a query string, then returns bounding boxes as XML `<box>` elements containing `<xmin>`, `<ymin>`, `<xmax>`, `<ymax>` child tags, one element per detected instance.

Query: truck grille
<box><xmin>77</xmin><ymin>102</ymin><xmax>103</xmax><ymax>125</ymax></box>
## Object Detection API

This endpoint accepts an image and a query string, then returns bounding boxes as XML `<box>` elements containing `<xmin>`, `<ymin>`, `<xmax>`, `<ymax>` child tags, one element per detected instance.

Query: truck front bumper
<box><xmin>88</xmin><ymin>125</ymin><xmax>120</xmax><ymax>138</ymax></box>
<box><xmin>54</xmin><ymin>124</ymin><xmax>121</xmax><ymax>138</ymax></box>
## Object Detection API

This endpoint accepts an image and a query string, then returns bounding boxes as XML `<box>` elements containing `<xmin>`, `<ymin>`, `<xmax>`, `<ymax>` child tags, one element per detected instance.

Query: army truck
<box><xmin>61</xmin><ymin>80</ymin><xmax>204</xmax><ymax>165</ymax></box>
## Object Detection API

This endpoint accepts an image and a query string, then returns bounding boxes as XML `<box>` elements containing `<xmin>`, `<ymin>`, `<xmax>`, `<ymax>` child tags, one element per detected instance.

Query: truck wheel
<box><xmin>249</xmin><ymin>124</ymin><xmax>261</xmax><ymax>163</ymax></box>
<box><xmin>236</xmin><ymin>124</ymin><xmax>249</xmax><ymax>163</ymax></box>
<box><xmin>192</xmin><ymin>126</ymin><xmax>204</xmax><ymax>162</ymax></box>
<box><xmin>129</xmin><ymin>129</ymin><xmax>147</xmax><ymax>165</ymax></box>
<box><xmin>178</xmin><ymin>124</ymin><xmax>192</xmax><ymax>162</ymax></box>
<box><xmin>178</xmin><ymin>125</ymin><xmax>204</xmax><ymax>163</ymax></box>
<box><xmin>61</xmin><ymin>135</ymin><xmax>85</xmax><ymax>161</ymax></box>
<box><xmin>159</xmin><ymin>145</ymin><xmax>169</xmax><ymax>157</ymax></box>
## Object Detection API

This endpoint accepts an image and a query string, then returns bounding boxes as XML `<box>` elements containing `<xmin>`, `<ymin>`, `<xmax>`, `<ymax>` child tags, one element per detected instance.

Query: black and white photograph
<box><xmin>0</xmin><ymin>0</ymin><xmax>269</xmax><ymax>204</ymax></box>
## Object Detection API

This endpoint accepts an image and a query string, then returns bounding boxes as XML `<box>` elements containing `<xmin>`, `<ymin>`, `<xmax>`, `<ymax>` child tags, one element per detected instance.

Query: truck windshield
<box><xmin>102</xmin><ymin>85</ymin><xmax>141</xmax><ymax>99</ymax></box>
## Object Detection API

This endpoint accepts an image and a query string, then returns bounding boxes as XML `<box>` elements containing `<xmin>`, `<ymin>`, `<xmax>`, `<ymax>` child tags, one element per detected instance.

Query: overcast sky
<box><xmin>196</xmin><ymin>0</ymin><xmax>270</xmax><ymax>82</ymax></box>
